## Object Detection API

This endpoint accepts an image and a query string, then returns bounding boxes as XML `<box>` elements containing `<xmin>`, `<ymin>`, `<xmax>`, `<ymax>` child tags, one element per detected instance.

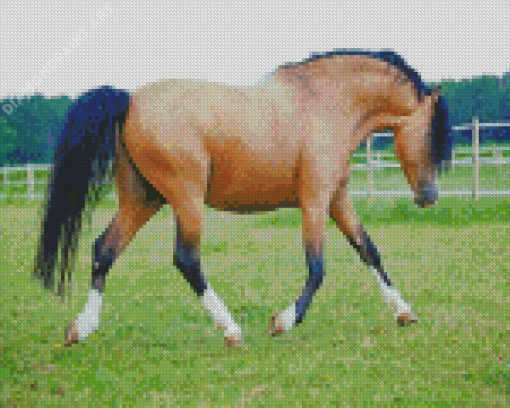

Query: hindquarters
<box><xmin>122</xmin><ymin>84</ymin><xmax>211</xmax><ymax>212</ymax></box>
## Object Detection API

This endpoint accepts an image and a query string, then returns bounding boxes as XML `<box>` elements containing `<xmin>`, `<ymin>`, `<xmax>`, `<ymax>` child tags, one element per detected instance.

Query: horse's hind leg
<box><xmin>329</xmin><ymin>186</ymin><xmax>418</xmax><ymax>325</ymax></box>
<box><xmin>65</xmin><ymin>142</ymin><xmax>165</xmax><ymax>346</ymax></box>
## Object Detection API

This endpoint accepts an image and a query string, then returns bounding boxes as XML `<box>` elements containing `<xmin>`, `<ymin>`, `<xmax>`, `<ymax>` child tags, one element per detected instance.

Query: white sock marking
<box><xmin>76</xmin><ymin>289</ymin><xmax>102</xmax><ymax>340</ymax></box>
<box><xmin>202</xmin><ymin>287</ymin><xmax>241</xmax><ymax>335</ymax></box>
<box><xmin>371</xmin><ymin>267</ymin><xmax>412</xmax><ymax>317</ymax></box>
<box><xmin>280</xmin><ymin>304</ymin><xmax>297</xmax><ymax>331</ymax></box>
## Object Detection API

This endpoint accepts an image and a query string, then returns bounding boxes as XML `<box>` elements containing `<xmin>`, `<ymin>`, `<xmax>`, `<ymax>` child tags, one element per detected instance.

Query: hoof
<box><xmin>224</xmin><ymin>333</ymin><xmax>243</xmax><ymax>348</ymax></box>
<box><xmin>64</xmin><ymin>322</ymin><xmax>79</xmax><ymax>347</ymax></box>
<box><xmin>267</xmin><ymin>313</ymin><xmax>285</xmax><ymax>337</ymax></box>
<box><xmin>397</xmin><ymin>313</ymin><xmax>418</xmax><ymax>326</ymax></box>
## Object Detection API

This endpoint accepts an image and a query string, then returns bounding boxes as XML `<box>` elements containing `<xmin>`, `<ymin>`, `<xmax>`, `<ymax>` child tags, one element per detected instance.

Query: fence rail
<box><xmin>1</xmin><ymin>118</ymin><xmax>509</xmax><ymax>202</ymax></box>
<box><xmin>360</xmin><ymin>117</ymin><xmax>510</xmax><ymax>201</ymax></box>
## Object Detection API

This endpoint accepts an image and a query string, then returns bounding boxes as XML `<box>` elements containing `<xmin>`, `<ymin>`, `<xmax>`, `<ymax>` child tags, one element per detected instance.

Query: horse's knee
<box><xmin>174</xmin><ymin>233</ymin><xmax>208</xmax><ymax>296</ymax></box>
<box><xmin>301</xmin><ymin>200</ymin><xmax>329</xmax><ymax>257</ymax></box>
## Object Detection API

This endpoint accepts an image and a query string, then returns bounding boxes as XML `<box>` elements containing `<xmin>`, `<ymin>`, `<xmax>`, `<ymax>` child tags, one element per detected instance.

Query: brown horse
<box><xmin>34</xmin><ymin>50</ymin><xmax>452</xmax><ymax>348</ymax></box>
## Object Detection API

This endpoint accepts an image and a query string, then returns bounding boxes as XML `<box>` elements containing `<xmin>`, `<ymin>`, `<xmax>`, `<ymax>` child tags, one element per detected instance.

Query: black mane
<box><xmin>430</xmin><ymin>94</ymin><xmax>453</xmax><ymax>171</ymax></box>
<box><xmin>280</xmin><ymin>49</ymin><xmax>430</xmax><ymax>100</ymax></box>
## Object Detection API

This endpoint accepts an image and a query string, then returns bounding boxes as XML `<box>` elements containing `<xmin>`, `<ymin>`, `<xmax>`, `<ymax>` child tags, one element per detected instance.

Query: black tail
<box><xmin>34</xmin><ymin>86</ymin><xmax>130</xmax><ymax>292</ymax></box>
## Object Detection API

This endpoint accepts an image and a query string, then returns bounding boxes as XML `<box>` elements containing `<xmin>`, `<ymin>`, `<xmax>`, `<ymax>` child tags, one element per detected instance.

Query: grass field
<box><xmin>0</xmin><ymin>174</ymin><xmax>509</xmax><ymax>406</ymax></box>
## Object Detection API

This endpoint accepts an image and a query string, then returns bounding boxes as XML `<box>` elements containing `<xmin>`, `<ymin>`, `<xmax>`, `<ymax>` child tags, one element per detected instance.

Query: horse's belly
<box><xmin>206</xmin><ymin>163</ymin><xmax>299</xmax><ymax>212</ymax></box>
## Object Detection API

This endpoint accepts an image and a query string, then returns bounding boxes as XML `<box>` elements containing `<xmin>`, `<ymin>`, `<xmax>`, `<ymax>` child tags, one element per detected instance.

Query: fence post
<box><xmin>4</xmin><ymin>168</ymin><xmax>10</xmax><ymax>192</ymax></box>
<box><xmin>452</xmin><ymin>149</ymin><xmax>456</xmax><ymax>175</ymax></box>
<box><xmin>27</xmin><ymin>164</ymin><xmax>35</xmax><ymax>201</ymax></box>
<box><xmin>367</xmin><ymin>136</ymin><xmax>372</xmax><ymax>204</ymax></box>
<box><xmin>496</xmin><ymin>147</ymin><xmax>503</xmax><ymax>171</ymax></box>
<box><xmin>472</xmin><ymin>117</ymin><xmax>479</xmax><ymax>201</ymax></box>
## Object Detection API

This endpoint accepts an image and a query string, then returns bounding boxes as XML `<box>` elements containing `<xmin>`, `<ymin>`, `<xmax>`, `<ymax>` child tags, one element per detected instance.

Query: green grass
<box><xmin>0</xmin><ymin>194</ymin><xmax>509</xmax><ymax>405</ymax></box>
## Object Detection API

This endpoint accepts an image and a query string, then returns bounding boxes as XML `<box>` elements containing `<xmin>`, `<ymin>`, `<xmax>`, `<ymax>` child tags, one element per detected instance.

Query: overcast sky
<box><xmin>0</xmin><ymin>0</ymin><xmax>508</xmax><ymax>98</ymax></box>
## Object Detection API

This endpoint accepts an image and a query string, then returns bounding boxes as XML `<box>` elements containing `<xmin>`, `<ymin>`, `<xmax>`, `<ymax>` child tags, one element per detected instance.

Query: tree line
<box><xmin>1</xmin><ymin>74</ymin><xmax>509</xmax><ymax>166</ymax></box>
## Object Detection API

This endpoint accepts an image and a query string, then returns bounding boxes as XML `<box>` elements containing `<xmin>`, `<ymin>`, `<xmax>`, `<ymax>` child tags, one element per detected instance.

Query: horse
<box><xmin>34</xmin><ymin>50</ymin><xmax>452</xmax><ymax>348</ymax></box>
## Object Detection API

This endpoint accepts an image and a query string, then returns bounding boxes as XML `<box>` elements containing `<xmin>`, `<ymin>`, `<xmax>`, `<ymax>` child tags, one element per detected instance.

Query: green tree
<box><xmin>2</xmin><ymin>94</ymin><xmax>72</xmax><ymax>164</ymax></box>
<box><xmin>0</xmin><ymin>115</ymin><xmax>20</xmax><ymax>166</ymax></box>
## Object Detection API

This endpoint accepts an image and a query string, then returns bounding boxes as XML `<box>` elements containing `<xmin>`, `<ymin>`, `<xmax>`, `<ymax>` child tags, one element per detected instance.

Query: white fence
<box><xmin>449</xmin><ymin>117</ymin><xmax>510</xmax><ymax>201</ymax></box>
<box><xmin>357</xmin><ymin>116</ymin><xmax>510</xmax><ymax>202</ymax></box>
<box><xmin>1</xmin><ymin>118</ymin><xmax>509</xmax><ymax>202</ymax></box>
<box><xmin>0</xmin><ymin>164</ymin><xmax>115</xmax><ymax>202</ymax></box>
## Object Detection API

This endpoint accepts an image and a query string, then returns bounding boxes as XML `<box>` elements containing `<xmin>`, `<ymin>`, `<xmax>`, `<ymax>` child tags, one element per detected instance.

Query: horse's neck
<box><xmin>252</xmin><ymin>77</ymin><xmax>292</xmax><ymax>97</ymax></box>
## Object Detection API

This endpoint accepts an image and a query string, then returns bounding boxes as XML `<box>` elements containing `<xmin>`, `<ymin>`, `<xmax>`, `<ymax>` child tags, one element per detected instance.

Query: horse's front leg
<box><xmin>268</xmin><ymin>197</ymin><xmax>328</xmax><ymax>336</ymax></box>
<box><xmin>172</xmin><ymin>201</ymin><xmax>242</xmax><ymax>348</ymax></box>
<box><xmin>329</xmin><ymin>188</ymin><xmax>418</xmax><ymax>325</ymax></box>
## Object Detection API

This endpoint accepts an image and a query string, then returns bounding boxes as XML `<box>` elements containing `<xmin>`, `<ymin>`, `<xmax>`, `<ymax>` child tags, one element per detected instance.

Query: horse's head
<box><xmin>393</xmin><ymin>87</ymin><xmax>452</xmax><ymax>208</ymax></box>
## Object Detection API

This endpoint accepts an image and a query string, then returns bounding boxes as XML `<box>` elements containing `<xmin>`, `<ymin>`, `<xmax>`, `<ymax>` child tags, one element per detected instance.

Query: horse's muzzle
<box><xmin>415</xmin><ymin>182</ymin><xmax>438</xmax><ymax>208</ymax></box>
